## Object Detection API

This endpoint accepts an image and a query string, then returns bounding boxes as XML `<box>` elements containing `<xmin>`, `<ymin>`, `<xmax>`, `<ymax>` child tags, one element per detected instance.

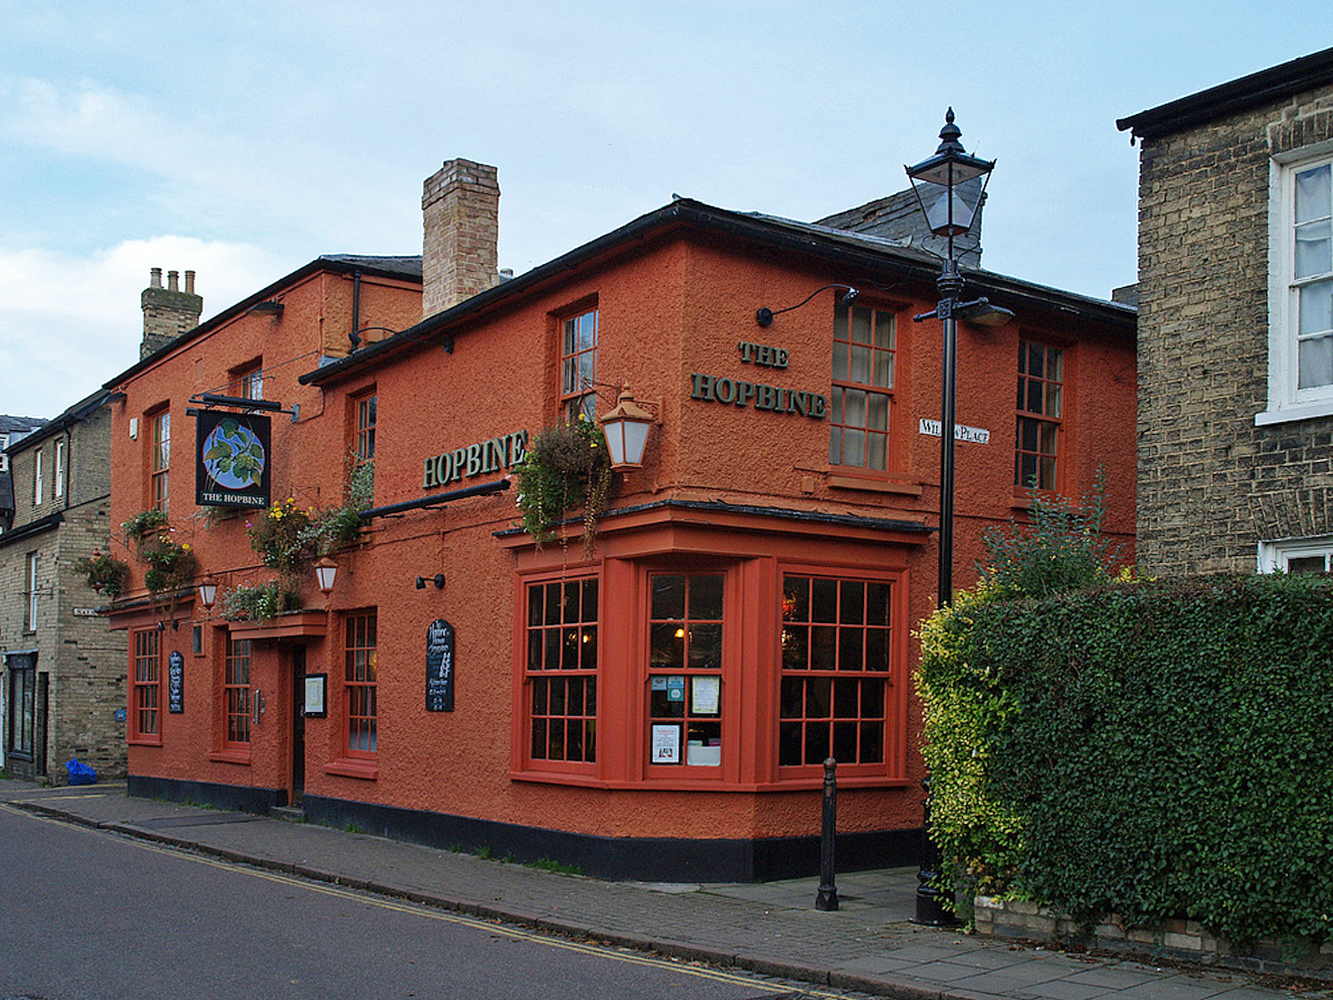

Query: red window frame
<box><xmin>830</xmin><ymin>301</ymin><xmax>897</xmax><ymax>473</ymax></box>
<box><xmin>224</xmin><ymin>636</ymin><xmax>251</xmax><ymax>749</ymax></box>
<box><xmin>1015</xmin><ymin>339</ymin><xmax>1064</xmax><ymax>492</ymax></box>
<box><xmin>344</xmin><ymin>612</ymin><xmax>377</xmax><ymax>757</ymax></box>
<box><xmin>150</xmin><ymin>410</ymin><xmax>170</xmax><ymax>514</ymax></box>
<box><xmin>355</xmin><ymin>392</ymin><xmax>377</xmax><ymax>465</ymax></box>
<box><xmin>131</xmin><ymin>627</ymin><xmax>162</xmax><ymax>744</ymax></box>
<box><xmin>646</xmin><ymin>572</ymin><xmax>725</xmax><ymax>771</ymax></box>
<box><xmin>524</xmin><ymin>577</ymin><xmax>599</xmax><ymax>767</ymax></box>
<box><xmin>559</xmin><ymin>307</ymin><xmax>598</xmax><ymax>422</ymax></box>
<box><xmin>779</xmin><ymin>574</ymin><xmax>893</xmax><ymax>772</ymax></box>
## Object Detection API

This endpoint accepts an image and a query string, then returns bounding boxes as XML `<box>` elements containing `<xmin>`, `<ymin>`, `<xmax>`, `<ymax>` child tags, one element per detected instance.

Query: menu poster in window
<box><xmin>426</xmin><ymin>619</ymin><xmax>455</xmax><ymax>712</ymax></box>
<box><xmin>303</xmin><ymin>674</ymin><xmax>327</xmax><ymax>717</ymax></box>
<box><xmin>651</xmin><ymin>723</ymin><xmax>681</xmax><ymax>764</ymax></box>
<box><xmin>691</xmin><ymin>675</ymin><xmax>721</xmax><ymax>715</ymax></box>
<box><xmin>167</xmin><ymin>651</ymin><xmax>185</xmax><ymax>713</ymax></box>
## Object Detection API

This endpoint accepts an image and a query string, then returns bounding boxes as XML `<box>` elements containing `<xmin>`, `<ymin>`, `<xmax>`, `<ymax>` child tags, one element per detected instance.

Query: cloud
<box><xmin>0</xmin><ymin>236</ymin><xmax>288</xmax><ymax>418</ymax></box>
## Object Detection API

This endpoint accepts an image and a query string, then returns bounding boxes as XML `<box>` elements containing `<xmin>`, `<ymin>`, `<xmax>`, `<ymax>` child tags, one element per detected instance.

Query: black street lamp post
<box><xmin>905</xmin><ymin>108</ymin><xmax>997</xmax><ymax>927</ymax></box>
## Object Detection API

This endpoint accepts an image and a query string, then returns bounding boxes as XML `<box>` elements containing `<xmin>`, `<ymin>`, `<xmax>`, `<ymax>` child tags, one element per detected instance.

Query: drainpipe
<box><xmin>350</xmin><ymin>270</ymin><xmax>362</xmax><ymax>351</ymax></box>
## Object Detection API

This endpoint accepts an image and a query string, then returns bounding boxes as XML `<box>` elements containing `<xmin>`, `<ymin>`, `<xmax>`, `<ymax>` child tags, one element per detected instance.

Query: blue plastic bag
<box><xmin>66</xmin><ymin>759</ymin><xmax>98</xmax><ymax>786</ymax></box>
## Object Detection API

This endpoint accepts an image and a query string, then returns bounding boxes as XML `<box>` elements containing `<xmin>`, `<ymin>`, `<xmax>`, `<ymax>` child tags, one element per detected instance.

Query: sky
<box><xmin>0</xmin><ymin>1</ymin><xmax>1328</xmax><ymax>419</ymax></box>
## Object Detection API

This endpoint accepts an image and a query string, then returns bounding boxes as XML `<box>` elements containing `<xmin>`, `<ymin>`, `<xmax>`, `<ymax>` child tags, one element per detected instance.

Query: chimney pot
<box><xmin>185</xmin><ymin>270</ymin><xmax>196</xmax><ymax>295</ymax></box>
<box><xmin>150</xmin><ymin>267</ymin><xmax>163</xmax><ymax>288</ymax></box>
<box><xmin>168</xmin><ymin>270</ymin><xmax>179</xmax><ymax>292</ymax></box>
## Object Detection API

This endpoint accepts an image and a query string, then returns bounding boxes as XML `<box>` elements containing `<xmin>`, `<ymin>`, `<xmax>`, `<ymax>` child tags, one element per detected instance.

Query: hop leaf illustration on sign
<box><xmin>203</xmin><ymin>420</ymin><xmax>266</xmax><ymax>489</ymax></box>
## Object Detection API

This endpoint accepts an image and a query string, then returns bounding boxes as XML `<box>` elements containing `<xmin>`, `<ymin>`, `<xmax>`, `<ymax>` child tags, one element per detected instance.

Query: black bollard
<box><xmin>912</xmin><ymin>775</ymin><xmax>956</xmax><ymax>926</ymax></box>
<box><xmin>815</xmin><ymin>757</ymin><xmax>839</xmax><ymax>911</ymax></box>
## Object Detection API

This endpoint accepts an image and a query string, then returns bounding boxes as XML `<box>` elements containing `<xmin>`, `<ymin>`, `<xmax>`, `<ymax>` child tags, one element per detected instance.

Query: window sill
<box><xmin>510</xmin><ymin>770</ymin><xmax>913</xmax><ymax>791</ymax></box>
<box><xmin>207</xmin><ymin>749</ymin><xmax>252</xmax><ymax>766</ymax></box>
<box><xmin>1255</xmin><ymin>400</ymin><xmax>1333</xmax><ymax>426</ymax></box>
<box><xmin>828</xmin><ymin>475</ymin><xmax>923</xmax><ymax>496</ymax></box>
<box><xmin>326</xmin><ymin>758</ymin><xmax>378</xmax><ymax>780</ymax></box>
<box><xmin>128</xmin><ymin>738</ymin><xmax>163</xmax><ymax>747</ymax></box>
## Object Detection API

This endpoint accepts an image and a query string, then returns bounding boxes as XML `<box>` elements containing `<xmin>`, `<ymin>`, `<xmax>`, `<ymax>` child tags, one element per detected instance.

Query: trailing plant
<box><xmin>140</xmin><ymin>534</ymin><xmax>196</xmax><ymax>597</ymax></box>
<box><xmin>246</xmin><ymin>497</ymin><xmax>314</xmax><ymax>579</ymax></box>
<box><xmin>219</xmin><ymin>579</ymin><xmax>302</xmax><ymax>621</ymax></box>
<box><xmin>977</xmin><ymin>474</ymin><xmax>1120</xmax><ymax>599</ymax></box>
<box><xmin>298</xmin><ymin>460</ymin><xmax>373</xmax><ymax>557</ymax></box>
<box><xmin>121</xmin><ymin>508</ymin><xmax>169</xmax><ymax>545</ymax></box>
<box><xmin>513</xmin><ymin>418</ymin><xmax>612</xmax><ymax>552</ymax></box>
<box><xmin>75</xmin><ymin>549</ymin><xmax>130</xmax><ymax>599</ymax></box>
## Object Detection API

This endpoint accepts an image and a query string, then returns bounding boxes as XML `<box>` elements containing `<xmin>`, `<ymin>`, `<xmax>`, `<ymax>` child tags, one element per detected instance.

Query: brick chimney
<box><xmin>421</xmin><ymin>159</ymin><xmax>500</xmax><ymax>319</ymax></box>
<box><xmin>141</xmin><ymin>267</ymin><xmax>202</xmax><ymax>358</ymax></box>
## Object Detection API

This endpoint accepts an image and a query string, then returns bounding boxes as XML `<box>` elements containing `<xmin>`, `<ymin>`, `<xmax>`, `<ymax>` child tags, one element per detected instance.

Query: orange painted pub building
<box><xmin>103</xmin><ymin>159</ymin><xmax>1135</xmax><ymax>881</ymax></box>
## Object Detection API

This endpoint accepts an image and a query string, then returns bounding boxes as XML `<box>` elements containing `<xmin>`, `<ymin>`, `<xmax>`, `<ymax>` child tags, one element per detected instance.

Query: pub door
<box><xmin>290</xmin><ymin>646</ymin><xmax>306</xmax><ymax>807</ymax></box>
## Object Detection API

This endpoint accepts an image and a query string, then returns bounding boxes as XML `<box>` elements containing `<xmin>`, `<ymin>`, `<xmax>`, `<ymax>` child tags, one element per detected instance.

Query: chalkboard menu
<box><xmin>168</xmin><ymin>651</ymin><xmax>185</xmax><ymax>713</ymax></box>
<box><xmin>426</xmin><ymin>619</ymin><xmax>455</xmax><ymax>712</ymax></box>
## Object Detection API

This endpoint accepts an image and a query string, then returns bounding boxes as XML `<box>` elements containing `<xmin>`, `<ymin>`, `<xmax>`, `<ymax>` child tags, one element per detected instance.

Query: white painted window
<box><xmin>1260</xmin><ymin>151</ymin><xmax>1333</xmax><ymax>425</ymax></box>
<box><xmin>33</xmin><ymin>448</ymin><xmax>42</xmax><ymax>506</ymax></box>
<box><xmin>0</xmin><ymin>433</ymin><xmax>8</xmax><ymax>473</ymax></box>
<box><xmin>1258</xmin><ymin>535</ymin><xmax>1333</xmax><ymax>574</ymax></box>
<box><xmin>25</xmin><ymin>552</ymin><xmax>38</xmax><ymax>631</ymax></box>
<box><xmin>54</xmin><ymin>439</ymin><xmax>65</xmax><ymax>500</ymax></box>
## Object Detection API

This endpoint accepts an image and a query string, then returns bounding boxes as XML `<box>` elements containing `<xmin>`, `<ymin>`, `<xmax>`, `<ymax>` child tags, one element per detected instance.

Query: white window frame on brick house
<box><xmin>54</xmin><ymin>439</ymin><xmax>65</xmax><ymax>500</ymax></box>
<box><xmin>0</xmin><ymin>434</ymin><xmax>9</xmax><ymax>473</ymax></box>
<box><xmin>32</xmin><ymin>448</ymin><xmax>42</xmax><ymax>506</ymax></box>
<box><xmin>25</xmin><ymin>552</ymin><xmax>38</xmax><ymax>632</ymax></box>
<box><xmin>1258</xmin><ymin>535</ymin><xmax>1333</xmax><ymax>574</ymax></box>
<box><xmin>1260</xmin><ymin>144</ymin><xmax>1333</xmax><ymax>426</ymax></box>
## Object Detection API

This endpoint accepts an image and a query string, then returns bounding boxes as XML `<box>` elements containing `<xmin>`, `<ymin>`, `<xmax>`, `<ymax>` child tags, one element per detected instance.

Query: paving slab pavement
<box><xmin>0</xmin><ymin>779</ymin><xmax>1322</xmax><ymax>1000</ymax></box>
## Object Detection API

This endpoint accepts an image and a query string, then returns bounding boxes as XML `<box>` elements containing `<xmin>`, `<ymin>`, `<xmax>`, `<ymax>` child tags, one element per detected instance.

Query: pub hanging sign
<box><xmin>195</xmin><ymin>411</ymin><xmax>272</xmax><ymax>508</ymax></box>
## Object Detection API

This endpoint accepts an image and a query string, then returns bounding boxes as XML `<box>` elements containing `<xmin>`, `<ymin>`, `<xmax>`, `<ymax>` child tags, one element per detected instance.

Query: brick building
<box><xmin>1119</xmin><ymin>47</ymin><xmax>1333</xmax><ymax>575</ymax></box>
<box><xmin>1</xmin><ymin>390</ymin><xmax>125</xmax><ymax>781</ymax></box>
<box><xmin>1</xmin><ymin>415</ymin><xmax>47</xmax><ymax>536</ymax></box>
<box><xmin>103</xmin><ymin>157</ymin><xmax>1136</xmax><ymax>880</ymax></box>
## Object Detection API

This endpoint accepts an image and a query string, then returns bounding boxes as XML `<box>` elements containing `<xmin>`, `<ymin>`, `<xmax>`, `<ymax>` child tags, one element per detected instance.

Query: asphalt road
<box><xmin>0</xmin><ymin>804</ymin><xmax>856</xmax><ymax>1000</ymax></box>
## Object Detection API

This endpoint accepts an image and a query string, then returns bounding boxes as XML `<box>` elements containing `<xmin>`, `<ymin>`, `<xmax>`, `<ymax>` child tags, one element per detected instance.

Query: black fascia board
<box><xmin>1117</xmin><ymin>46</ymin><xmax>1333</xmax><ymax>141</ymax></box>
<box><xmin>493</xmin><ymin>496</ymin><xmax>933</xmax><ymax>540</ymax></box>
<box><xmin>0</xmin><ymin>511</ymin><xmax>63</xmax><ymax>548</ymax></box>
<box><xmin>8</xmin><ymin>389</ymin><xmax>113</xmax><ymax>453</ymax></box>
<box><xmin>300</xmin><ymin>200</ymin><xmax>1134</xmax><ymax>389</ymax></box>
<box><xmin>102</xmin><ymin>255</ymin><xmax>423</xmax><ymax>392</ymax></box>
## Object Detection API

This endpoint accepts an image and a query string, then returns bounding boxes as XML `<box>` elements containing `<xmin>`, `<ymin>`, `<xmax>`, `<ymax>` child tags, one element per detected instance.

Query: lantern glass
<box><xmin>198</xmin><ymin>578</ymin><xmax>218</xmax><ymax>609</ymax></box>
<box><xmin>603</xmin><ymin>416</ymin><xmax>652</xmax><ymax>468</ymax></box>
<box><xmin>314</xmin><ymin>559</ymin><xmax>338</xmax><ymax>594</ymax></box>
<box><xmin>909</xmin><ymin>171</ymin><xmax>988</xmax><ymax>238</ymax></box>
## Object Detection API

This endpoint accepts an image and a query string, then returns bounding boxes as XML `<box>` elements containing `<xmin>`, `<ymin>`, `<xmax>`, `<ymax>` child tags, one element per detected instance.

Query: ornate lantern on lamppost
<box><xmin>905</xmin><ymin>109</ymin><xmax>998</xmax><ymax>927</ymax></box>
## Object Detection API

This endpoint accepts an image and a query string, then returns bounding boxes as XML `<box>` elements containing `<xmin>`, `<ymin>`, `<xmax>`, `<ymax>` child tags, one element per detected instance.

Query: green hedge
<box><xmin>918</xmin><ymin>574</ymin><xmax>1333</xmax><ymax>946</ymax></box>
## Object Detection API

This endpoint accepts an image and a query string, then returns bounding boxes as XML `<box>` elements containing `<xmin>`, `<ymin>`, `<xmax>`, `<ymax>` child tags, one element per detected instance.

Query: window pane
<box><xmin>1287</xmin><ymin>555</ymin><xmax>1327</xmax><ymax>574</ymax></box>
<box><xmin>867</xmin><ymin>392</ymin><xmax>889</xmax><ymax>431</ymax></box>
<box><xmin>1296</xmin><ymin>219</ymin><xmax>1332</xmax><ymax>279</ymax></box>
<box><xmin>687</xmin><ymin>622</ymin><xmax>722</xmax><ymax>667</ymax></box>
<box><xmin>838</xmin><ymin>628</ymin><xmax>863</xmax><ymax>670</ymax></box>
<box><xmin>783</xmin><ymin>577</ymin><xmax>809</xmax><ymax>622</ymax></box>
<box><xmin>874</xmin><ymin>350</ymin><xmax>894</xmax><ymax>388</ymax></box>
<box><xmin>850</xmin><ymin>305</ymin><xmax>872</xmax><ymax>344</ymax></box>
<box><xmin>1296</xmin><ymin>164</ymin><xmax>1331</xmax><ymax>224</ymax></box>
<box><xmin>833</xmin><ymin>721</ymin><xmax>858</xmax><ymax>762</ymax></box>
<box><xmin>689</xmin><ymin>575</ymin><xmax>724</xmax><ymax>620</ymax></box>
<box><xmin>811</xmin><ymin>625</ymin><xmax>836</xmax><ymax>670</ymax></box>
<box><xmin>580</xmin><ymin>626</ymin><xmax>597</xmax><ymax>669</ymax></box>
<box><xmin>811</xmin><ymin>579</ymin><xmax>837</xmax><ymax>622</ymax></box>
<box><xmin>850</xmin><ymin>345</ymin><xmax>871</xmax><ymax>383</ymax></box>
<box><xmin>1299</xmin><ymin>279</ymin><xmax>1333</xmax><ymax>336</ymax></box>
<box><xmin>779</xmin><ymin>722</ymin><xmax>802</xmax><ymax>766</ymax></box>
<box><xmin>832</xmin><ymin>339</ymin><xmax>848</xmax><ymax>380</ymax></box>
<box><xmin>782</xmin><ymin>623</ymin><xmax>809</xmax><ymax>670</ymax></box>
<box><xmin>650</xmin><ymin>622</ymin><xmax>683</xmax><ymax>668</ymax></box>
<box><xmin>651</xmin><ymin>575</ymin><xmax>685</xmax><ymax>620</ymax></box>
<box><xmin>875</xmin><ymin>311</ymin><xmax>895</xmax><ymax>349</ymax></box>
<box><xmin>1298</xmin><ymin>334</ymin><xmax>1333</xmax><ymax>390</ymax></box>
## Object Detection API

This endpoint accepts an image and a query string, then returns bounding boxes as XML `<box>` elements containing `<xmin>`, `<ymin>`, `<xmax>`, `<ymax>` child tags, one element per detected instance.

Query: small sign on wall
<box><xmin>426</xmin><ymin>619</ymin><xmax>455</xmax><ymax>712</ymax></box>
<box><xmin>167</xmin><ymin>651</ymin><xmax>185</xmax><ymax>713</ymax></box>
<box><xmin>302</xmin><ymin>674</ymin><xmax>327</xmax><ymax>717</ymax></box>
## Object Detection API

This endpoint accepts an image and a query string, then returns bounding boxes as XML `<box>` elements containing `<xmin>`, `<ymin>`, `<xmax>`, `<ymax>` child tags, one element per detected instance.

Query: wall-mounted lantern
<box><xmin>314</xmin><ymin>556</ymin><xmax>338</xmax><ymax>595</ymax></box>
<box><xmin>599</xmin><ymin>385</ymin><xmax>656</xmax><ymax>469</ymax></box>
<box><xmin>416</xmin><ymin>573</ymin><xmax>446</xmax><ymax>590</ymax></box>
<box><xmin>197</xmin><ymin>575</ymin><xmax>219</xmax><ymax>610</ymax></box>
